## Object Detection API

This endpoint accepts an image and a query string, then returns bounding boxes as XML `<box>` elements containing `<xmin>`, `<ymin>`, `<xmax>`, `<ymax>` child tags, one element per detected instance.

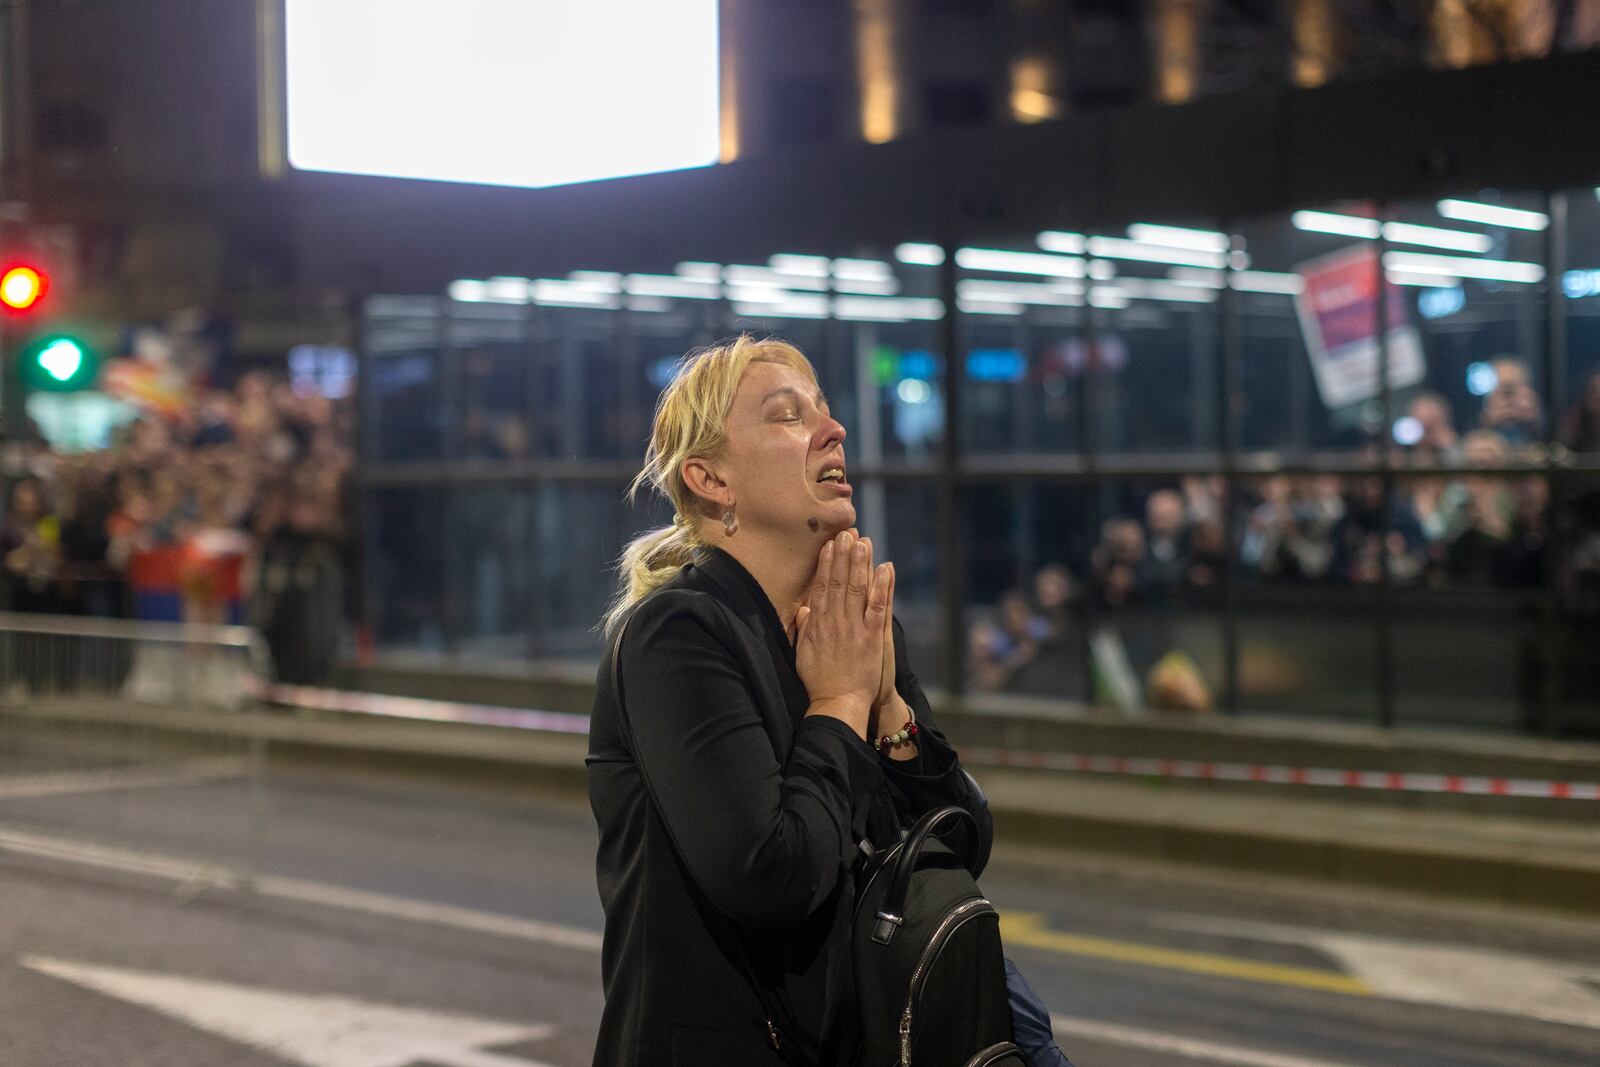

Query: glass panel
<box><xmin>959</xmin><ymin>307</ymin><xmax>1087</xmax><ymax>456</ymax></box>
<box><xmin>1392</xmin><ymin>471</ymin><xmax>1545</xmax><ymax>731</ymax></box>
<box><xmin>953</xmin><ymin>224</ymin><xmax>1219</xmax><ymax>457</ymax></box>
<box><xmin>1234</xmin><ymin>205</ymin><xmax>1390</xmax><ymax>455</ymax></box>
<box><xmin>870</xmin><ymin>479</ymin><xmax>945</xmax><ymax>689</ymax></box>
<box><xmin>449</xmin><ymin>302</ymin><xmax>529</xmax><ymax>461</ymax></box>
<box><xmin>1389</xmin><ymin>192</ymin><xmax>1548</xmax><ymax>458</ymax></box>
<box><xmin>848</xmin><ymin>319</ymin><xmax>945</xmax><ymax>466</ymax></box>
<box><xmin>529</xmin><ymin>483</ymin><xmax>671</xmax><ymax>667</ymax></box>
<box><xmin>1553</xmin><ymin>474</ymin><xmax>1600</xmax><ymax>732</ymax></box>
<box><xmin>367</xmin><ymin>487</ymin><xmax>446</xmax><ymax>655</ymax></box>
<box><xmin>529</xmin><ymin>306</ymin><xmax>617</xmax><ymax>460</ymax></box>
<box><xmin>364</xmin><ymin>297</ymin><xmax>444</xmax><ymax>462</ymax></box>
<box><xmin>960</xmin><ymin>483</ymin><xmax>1093</xmax><ymax>703</ymax></box>
<box><xmin>1085</xmin><ymin>477</ymin><xmax>1225</xmax><ymax>711</ymax></box>
<box><xmin>450</xmin><ymin>486</ymin><xmax>535</xmax><ymax>662</ymax></box>
<box><xmin>1235</xmin><ymin>474</ymin><xmax>1381</xmax><ymax>721</ymax></box>
<box><xmin>1563</xmin><ymin>186</ymin><xmax>1600</xmax><ymax>456</ymax></box>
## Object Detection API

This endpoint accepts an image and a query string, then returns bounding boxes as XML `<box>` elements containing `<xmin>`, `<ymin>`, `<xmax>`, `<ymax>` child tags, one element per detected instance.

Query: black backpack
<box><xmin>853</xmin><ymin>805</ymin><xmax>1025</xmax><ymax>1067</ymax></box>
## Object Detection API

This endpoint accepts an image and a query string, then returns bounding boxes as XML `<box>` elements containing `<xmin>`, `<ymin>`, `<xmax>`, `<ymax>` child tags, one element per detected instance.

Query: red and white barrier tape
<box><xmin>956</xmin><ymin>747</ymin><xmax>1600</xmax><ymax>801</ymax></box>
<box><xmin>264</xmin><ymin>685</ymin><xmax>1599</xmax><ymax>801</ymax></box>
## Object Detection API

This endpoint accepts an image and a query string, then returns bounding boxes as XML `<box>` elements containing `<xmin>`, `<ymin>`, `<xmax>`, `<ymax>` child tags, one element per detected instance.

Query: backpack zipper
<box><xmin>897</xmin><ymin>896</ymin><xmax>996</xmax><ymax>1066</ymax></box>
<box><xmin>765</xmin><ymin>1017</ymin><xmax>782</xmax><ymax>1051</ymax></box>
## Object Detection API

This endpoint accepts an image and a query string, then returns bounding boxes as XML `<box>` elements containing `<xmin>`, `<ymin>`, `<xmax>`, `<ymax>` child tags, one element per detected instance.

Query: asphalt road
<box><xmin>2</xmin><ymin>732</ymin><xmax>1599</xmax><ymax>1067</ymax></box>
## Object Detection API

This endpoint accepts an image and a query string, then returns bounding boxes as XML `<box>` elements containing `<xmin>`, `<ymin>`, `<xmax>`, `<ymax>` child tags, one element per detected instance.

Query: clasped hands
<box><xmin>793</xmin><ymin>528</ymin><xmax>909</xmax><ymax>749</ymax></box>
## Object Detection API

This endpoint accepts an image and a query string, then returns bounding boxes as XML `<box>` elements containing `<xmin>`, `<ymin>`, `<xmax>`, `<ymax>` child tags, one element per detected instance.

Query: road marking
<box><xmin>1155</xmin><ymin>913</ymin><xmax>1600</xmax><ymax>1032</ymax></box>
<box><xmin>22</xmin><ymin>956</ymin><xmax>557</xmax><ymax>1067</ymax></box>
<box><xmin>1001</xmin><ymin>912</ymin><xmax>1372</xmax><ymax>996</ymax></box>
<box><xmin>10</xmin><ymin>824</ymin><xmax>1595</xmax><ymax>1044</ymax></box>
<box><xmin>0</xmin><ymin>825</ymin><xmax>604</xmax><ymax>954</ymax></box>
<box><xmin>254</xmin><ymin>875</ymin><xmax>605</xmax><ymax>954</ymax></box>
<box><xmin>1050</xmin><ymin>1014</ymin><xmax>1377</xmax><ymax>1067</ymax></box>
<box><xmin>0</xmin><ymin>757</ymin><xmax>247</xmax><ymax>800</ymax></box>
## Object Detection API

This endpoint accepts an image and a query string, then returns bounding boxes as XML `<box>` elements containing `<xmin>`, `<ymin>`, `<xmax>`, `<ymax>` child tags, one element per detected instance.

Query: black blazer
<box><xmin>586</xmin><ymin>545</ymin><xmax>993</xmax><ymax>1067</ymax></box>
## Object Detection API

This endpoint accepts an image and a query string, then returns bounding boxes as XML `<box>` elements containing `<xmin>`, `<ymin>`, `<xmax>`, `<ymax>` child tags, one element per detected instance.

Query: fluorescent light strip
<box><xmin>1168</xmin><ymin>268</ymin><xmax>1225</xmax><ymax>290</ymax></box>
<box><xmin>484</xmin><ymin>277</ymin><xmax>534</xmax><ymax>302</ymax></box>
<box><xmin>723</xmin><ymin>284</ymin><xmax>798</xmax><ymax>305</ymax></box>
<box><xmin>1382</xmin><ymin>251</ymin><xmax>1544</xmax><ymax>283</ymax></box>
<box><xmin>1294</xmin><ymin>210</ymin><xmax>1494</xmax><ymax>252</ymax></box>
<box><xmin>723</xmin><ymin>265</ymin><xmax>830</xmax><ymax>291</ymax></box>
<box><xmin>731</xmin><ymin>299</ymin><xmax>829</xmax><ymax>319</ymax></box>
<box><xmin>1437</xmin><ymin>199</ymin><xmax>1549</xmax><ymax>231</ymax></box>
<box><xmin>674</xmin><ymin>261</ymin><xmax>722</xmax><ymax>281</ymax></box>
<box><xmin>1088</xmin><ymin>287</ymin><xmax>1129</xmax><ymax>309</ymax></box>
<box><xmin>1036</xmin><ymin>231</ymin><xmax>1087</xmax><ymax>255</ymax></box>
<box><xmin>1126</xmin><ymin>223</ymin><xmax>1229</xmax><ymax>253</ymax></box>
<box><xmin>1382</xmin><ymin>222</ymin><xmax>1491</xmax><ymax>253</ymax></box>
<box><xmin>958</xmin><ymin>279</ymin><xmax>1083</xmax><ymax>305</ymax></box>
<box><xmin>626</xmin><ymin>296</ymin><xmax>672</xmax><ymax>313</ymax></box>
<box><xmin>831</xmin><ymin>277</ymin><xmax>900</xmax><ymax>295</ymax></box>
<box><xmin>832</xmin><ymin>296</ymin><xmax>943</xmax><ymax>321</ymax></box>
<box><xmin>1292</xmin><ymin>210</ymin><xmax>1380</xmax><ymax>239</ymax></box>
<box><xmin>956</xmin><ymin>298</ymin><xmax>1027</xmax><ymax>315</ymax></box>
<box><xmin>1230</xmin><ymin>270</ymin><xmax>1304</xmax><ymax>295</ymax></box>
<box><xmin>450</xmin><ymin>278</ymin><xmax>528</xmax><ymax>304</ymax></box>
<box><xmin>895</xmin><ymin>243</ymin><xmax>946</xmax><ymax>266</ymax></box>
<box><xmin>625</xmin><ymin>274</ymin><xmax>720</xmax><ymax>299</ymax></box>
<box><xmin>565</xmin><ymin>271</ymin><xmax>624</xmax><ymax>293</ymax></box>
<box><xmin>831</xmin><ymin>258</ymin><xmax>893</xmax><ymax>281</ymax></box>
<box><xmin>1087</xmin><ymin>260</ymin><xmax>1117</xmax><ymax>281</ymax></box>
<box><xmin>1385</xmin><ymin>270</ymin><xmax>1457</xmax><ymax>288</ymax></box>
<box><xmin>449</xmin><ymin>280</ymin><xmax>491</xmax><ymax>303</ymax></box>
<box><xmin>532</xmin><ymin>280</ymin><xmax>619</xmax><ymax>307</ymax></box>
<box><xmin>1115</xmin><ymin>278</ymin><xmax>1218</xmax><ymax>303</ymax></box>
<box><xmin>767</xmin><ymin>254</ymin><xmax>831</xmax><ymax>278</ymax></box>
<box><xmin>956</xmin><ymin>247</ymin><xmax>1086</xmax><ymax>278</ymax></box>
<box><xmin>1084</xmin><ymin>236</ymin><xmax>1227</xmax><ymax>269</ymax></box>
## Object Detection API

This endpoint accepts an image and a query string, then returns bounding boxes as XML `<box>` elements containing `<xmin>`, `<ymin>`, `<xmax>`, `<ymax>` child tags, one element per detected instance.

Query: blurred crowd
<box><xmin>0</xmin><ymin>371</ymin><xmax>355</xmax><ymax>684</ymax></box>
<box><xmin>970</xmin><ymin>363</ymin><xmax>1600</xmax><ymax>704</ymax></box>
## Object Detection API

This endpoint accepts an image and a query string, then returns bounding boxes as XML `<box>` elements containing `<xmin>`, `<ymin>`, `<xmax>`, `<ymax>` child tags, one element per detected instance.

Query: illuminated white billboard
<box><xmin>284</xmin><ymin>0</ymin><xmax>720</xmax><ymax>188</ymax></box>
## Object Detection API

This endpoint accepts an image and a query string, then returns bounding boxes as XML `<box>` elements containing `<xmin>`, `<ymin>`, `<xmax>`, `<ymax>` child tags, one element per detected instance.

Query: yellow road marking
<box><xmin>999</xmin><ymin>913</ymin><xmax>1373</xmax><ymax>997</ymax></box>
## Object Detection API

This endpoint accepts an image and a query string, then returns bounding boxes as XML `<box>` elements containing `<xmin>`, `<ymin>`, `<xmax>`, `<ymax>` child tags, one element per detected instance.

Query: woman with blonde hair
<box><xmin>587</xmin><ymin>335</ymin><xmax>993</xmax><ymax>1065</ymax></box>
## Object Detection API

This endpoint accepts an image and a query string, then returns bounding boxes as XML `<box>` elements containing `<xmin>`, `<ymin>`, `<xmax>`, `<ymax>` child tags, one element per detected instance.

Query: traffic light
<box><xmin>21</xmin><ymin>334</ymin><xmax>97</xmax><ymax>391</ymax></box>
<box><xmin>1</xmin><ymin>264</ymin><xmax>46</xmax><ymax>313</ymax></box>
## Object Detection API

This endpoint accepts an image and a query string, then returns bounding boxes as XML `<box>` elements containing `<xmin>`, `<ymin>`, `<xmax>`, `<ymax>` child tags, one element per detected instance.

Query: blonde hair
<box><xmin>598</xmin><ymin>334</ymin><xmax>818</xmax><ymax>638</ymax></box>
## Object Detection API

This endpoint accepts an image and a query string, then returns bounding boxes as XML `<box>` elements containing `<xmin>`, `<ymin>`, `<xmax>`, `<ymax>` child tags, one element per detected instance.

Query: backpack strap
<box><xmin>607</xmin><ymin>609</ymin><xmax>803</xmax><ymax>1064</ymax></box>
<box><xmin>870</xmin><ymin>804</ymin><xmax>979</xmax><ymax>945</ymax></box>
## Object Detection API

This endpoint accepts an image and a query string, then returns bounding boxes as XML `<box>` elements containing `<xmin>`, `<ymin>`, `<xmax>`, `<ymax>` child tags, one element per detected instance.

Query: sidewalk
<box><xmin>4</xmin><ymin>695</ymin><xmax>1597</xmax><ymax>916</ymax></box>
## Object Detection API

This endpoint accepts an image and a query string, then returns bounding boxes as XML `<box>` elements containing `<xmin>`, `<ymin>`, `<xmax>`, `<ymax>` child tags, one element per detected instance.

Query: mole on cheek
<box><xmin>807</xmin><ymin>518</ymin><xmax>820</xmax><ymax>532</ymax></box>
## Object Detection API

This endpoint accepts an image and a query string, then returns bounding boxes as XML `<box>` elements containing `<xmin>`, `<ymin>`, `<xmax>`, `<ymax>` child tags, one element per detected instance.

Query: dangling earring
<box><xmin>722</xmin><ymin>499</ymin><xmax>738</xmax><ymax>536</ymax></box>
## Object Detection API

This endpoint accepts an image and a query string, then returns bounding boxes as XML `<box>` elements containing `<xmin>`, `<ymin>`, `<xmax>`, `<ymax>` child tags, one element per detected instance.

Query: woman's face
<box><xmin>701</xmin><ymin>360</ymin><xmax>854</xmax><ymax>541</ymax></box>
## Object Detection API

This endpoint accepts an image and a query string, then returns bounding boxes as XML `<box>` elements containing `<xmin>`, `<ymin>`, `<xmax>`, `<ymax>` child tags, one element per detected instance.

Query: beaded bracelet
<box><xmin>872</xmin><ymin>705</ymin><xmax>918</xmax><ymax>751</ymax></box>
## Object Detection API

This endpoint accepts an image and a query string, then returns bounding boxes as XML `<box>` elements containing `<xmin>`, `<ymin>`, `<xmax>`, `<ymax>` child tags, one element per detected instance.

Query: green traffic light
<box><xmin>38</xmin><ymin>338</ymin><xmax>85</xmax><ymax>383</ymax></box>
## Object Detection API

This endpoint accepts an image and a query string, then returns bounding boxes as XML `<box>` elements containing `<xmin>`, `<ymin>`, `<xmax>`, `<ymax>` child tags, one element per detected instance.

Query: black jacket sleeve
<box><xmin>877</xmin><ymin>615</ymin><xmax>996</xmax><ymax>877</ymax></box>
<box><xmin>621</xmin><ymin>591</ymin><xmax>884</xmax><ymax>931</ymax></box>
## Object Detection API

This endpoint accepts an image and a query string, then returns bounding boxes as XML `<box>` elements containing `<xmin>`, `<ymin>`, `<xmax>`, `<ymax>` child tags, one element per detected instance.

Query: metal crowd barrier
<box><xmin>0</xmin><ymin>612</ymin><xmax>273</xmax><ymax>887</ymax></box>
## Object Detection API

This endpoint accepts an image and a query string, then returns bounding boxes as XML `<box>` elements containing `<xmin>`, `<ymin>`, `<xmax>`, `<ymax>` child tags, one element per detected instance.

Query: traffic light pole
<box><xmin>0</xmin><ymin>319</ymin><xmax>20</xmax><ymax>440</ymax></box>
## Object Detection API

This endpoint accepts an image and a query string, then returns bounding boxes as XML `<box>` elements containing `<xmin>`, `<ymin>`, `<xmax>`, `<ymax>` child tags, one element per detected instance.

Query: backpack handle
<box><xmin>872</xmin><ymin>804</ymin><xmax>979</xmax><ymax>945</ymax></box>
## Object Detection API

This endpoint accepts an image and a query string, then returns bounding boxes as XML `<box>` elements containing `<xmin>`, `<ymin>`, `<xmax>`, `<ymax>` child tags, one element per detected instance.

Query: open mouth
<box><xmin>815</xmin><ymin>464</ymin><xmax>850</xmax><ymax>492</ymax></box>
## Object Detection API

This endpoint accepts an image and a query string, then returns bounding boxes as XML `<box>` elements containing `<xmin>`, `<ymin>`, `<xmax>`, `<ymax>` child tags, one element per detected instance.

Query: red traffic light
<box><xmin>1</xmin><ymin>265</ymin><xmax>46</xmax><ymax>311</ymax></box>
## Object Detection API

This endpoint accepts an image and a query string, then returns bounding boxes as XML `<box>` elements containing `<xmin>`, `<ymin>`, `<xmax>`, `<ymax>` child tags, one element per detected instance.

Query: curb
<box><xmin>988</xmin><ymin>801</ymin><xmax>1600</xmax><ymax>916</ymax></box>
<box><xmin>6</xmin><ymin>700</ymin><xmax>1598</xmax><ymax>917</ymax></box>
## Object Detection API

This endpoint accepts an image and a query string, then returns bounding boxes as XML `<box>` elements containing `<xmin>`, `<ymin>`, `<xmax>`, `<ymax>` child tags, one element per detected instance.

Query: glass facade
<box><xmin>361</xmin><ymin>189</ymin><xmax>1600</xmax><ymax>735</ymax></box>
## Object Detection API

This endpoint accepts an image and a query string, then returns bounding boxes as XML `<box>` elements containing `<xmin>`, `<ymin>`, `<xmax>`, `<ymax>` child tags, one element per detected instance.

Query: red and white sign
<box><xmin>1295</xmin><ymin>243</ymin><xmax>1425</xmax><ymax>408</ymax></box>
